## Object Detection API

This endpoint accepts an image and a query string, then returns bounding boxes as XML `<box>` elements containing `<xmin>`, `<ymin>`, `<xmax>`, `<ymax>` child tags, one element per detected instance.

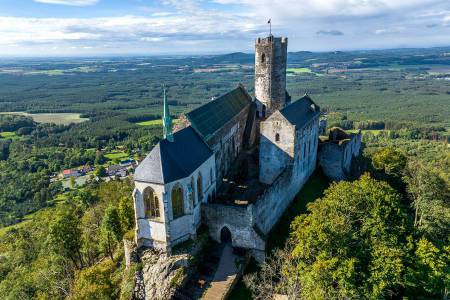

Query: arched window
<box><xmin>275</xmin><ymin>133</ymin><xmax>280</xmax><ymax>142</ymax></box>
<box><xmin>197</xmin><ymin>173</ymin><xmax>203</xmax><ymax>203</ymax></box>
<box><xmin>143</xmin><ymin>187</ymin><xmax>160</xmax><ymax>219</ymax></box>
<box><xmin>191</xmin><ymin>177</ymin><xmax>196</xmax><ymax>206</ymax></box>
<box><xmin>261</xmin><ymin>53</ymin><xmax>266</xmax><ymax>63</ymax></box>
<box><xmin>171</xmin><ymin>184</ymin><xmax>184</xmax><ymax>219</ymax></box>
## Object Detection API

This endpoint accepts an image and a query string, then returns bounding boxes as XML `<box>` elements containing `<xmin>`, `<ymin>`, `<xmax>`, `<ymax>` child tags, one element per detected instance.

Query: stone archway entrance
<box><xmin>220</xmin><ymin>227</ymin><xmax>232</xmax><ymax>244</ymax></box>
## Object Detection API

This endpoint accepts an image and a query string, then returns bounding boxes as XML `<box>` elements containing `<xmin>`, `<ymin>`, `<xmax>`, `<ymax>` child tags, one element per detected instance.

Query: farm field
<box><xmin>0</xmin><ymin>112</ymin><xmax>88</xmax><ymax>125</ymax></box>
<box><xmin>136</xmin><ymin>118</ymin><xmax>179</xmax><ymax>126</ymax></box>
<box><xmin>287</xmin><ymin>67</ymin><xmax>312</xmax><ymax>73</ymax></box>
<box><xmin>0</xmin><ymin>131</ymin><xmax>18</xmax><ymax>139</ymax></box>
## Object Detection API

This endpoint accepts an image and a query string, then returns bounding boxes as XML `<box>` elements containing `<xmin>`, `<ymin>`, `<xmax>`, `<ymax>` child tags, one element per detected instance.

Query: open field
<box><xmin>104</xmin><ymin>150</ymin><xmax>129</xmax><ymax>160</ymax></box>
<box><xmin>287</xmin><ymin>67</ymin><xmax>312</xmax><ymax>73</ymax></box>
<box><xmin>136</xmin><ymin>119</ymin><xmax>163</xmax><ymax>126</ymax></box>
<box><xmin>0</xmin><ymin>112</ymin><xmax>88</xmax><ymax>125</ymax></box>
<box><xmin>0</xmin><ymin>131</ymin><xmax>18</xmax><ymax>139</ymax></box>
<box><xmin>136</xmin><ymin>118</ymin><xmax>179</xmax><ymax>126</ymax></box>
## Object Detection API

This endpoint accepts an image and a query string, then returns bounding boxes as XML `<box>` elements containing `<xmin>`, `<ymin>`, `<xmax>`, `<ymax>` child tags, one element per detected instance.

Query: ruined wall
<box><xmin>259</xmin><ymin>112</ymin><xmax>295</xmax><ymax>184</ymax></box>
<box><xmin>318</xmin><ymin>132</ymin><xmax>361</xmax><ymax>181</ymax></box>
<box><xmin>205</xmin><ymin>105</ymin><xmax>251</xmax><ymax>182</ymax></box>
<box><xmin>254</xmin><ymin>36</ymin><xmax>288</xmax><ymax>116</ymax></box>
<box><xmin>318</xmin><ymin>143</ymin><xmax>345</xmax><ymax>181</ymax></box>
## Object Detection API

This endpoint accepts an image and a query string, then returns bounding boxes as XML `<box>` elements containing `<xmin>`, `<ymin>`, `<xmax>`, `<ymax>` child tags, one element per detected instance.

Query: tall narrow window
<box><xmin>171</xmin><ymin>184</ymin><xmax>184</xmax><ymax>219</ymax></box>
<box><xmin>210</xmin><ymin>168</ymin><xmax>214</xmax><ymax>186</ymax></box>
<box><xmin>197</xmin><ymin>173</ymin><xmax>203</xmax><ymax>203</ymax></box>
<box><xmin>143</xmin><ymin>187</ymin><xmax>160</xmax><ymax>219</ymax></box>
<box><xmin>191</xmin><ymin>177</ymin><xmax>196</xmax><ymax>206</ymax></box>
<box><xmin>261</xmin><ymin>53</ymin><xmax>266</xmax><ymax>63</ymax></box>
<box><xmin>275</xmin><ymin>133</ymin><xmax>280</xmax><ymax>142</ymax></box>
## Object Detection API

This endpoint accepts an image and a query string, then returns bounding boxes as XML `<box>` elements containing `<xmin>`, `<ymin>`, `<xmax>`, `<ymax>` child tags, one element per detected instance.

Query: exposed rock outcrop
<box><xmin>137</xmin><ymin>249</ymin><xmax>189</xmax><ymax>300</ymax></box>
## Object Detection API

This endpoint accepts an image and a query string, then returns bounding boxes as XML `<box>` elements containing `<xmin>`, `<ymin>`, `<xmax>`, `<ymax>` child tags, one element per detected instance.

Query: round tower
<box><xmin>254</xmin><ymin>35</ymin><xmax>288</xmax><ymax>118</ymax></box>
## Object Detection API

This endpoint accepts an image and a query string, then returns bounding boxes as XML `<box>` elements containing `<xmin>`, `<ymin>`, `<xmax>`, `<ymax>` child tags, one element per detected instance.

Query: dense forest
<box><xmin>244</xmin><ymin>137</ymin><xmax>449</xmax><ymax>299</ymax></box>
<box><xmin>0</xmin><ymin>48</ymin><xmax>449</xmax><ymax>299</ymax></box>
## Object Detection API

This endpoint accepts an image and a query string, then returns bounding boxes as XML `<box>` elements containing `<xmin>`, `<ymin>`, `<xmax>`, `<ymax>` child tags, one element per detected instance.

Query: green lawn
<box><xmin>136</xmin><ymin>119</ymin><xmax>163</xmax><ymax>126</ymax></box>
<box><xmin>348</xmin><ymin>129</ymin><xmax>390</xmax><ymax>136</ymax></box>
<box><xmin>228</xmin><ymin>171</ymin><xmax>330</xmax><ymax>300</ymax></box>
<box><xmin>104</xmin><ymin>150</ymin><xmax>129</xmax><ymax>160</ymax></box>
<box><xmin>287</xmin><ymin>67</ymin><xmax>313</xmax><ymax>73</ymax></box>
<box><xmin>0</xmin><ymin>131</ymin><xmax>17</xmax><ymax>139</ymax></box>
<box><xmin>135</xmin><ymin>118</ymin><xmax>179</xmax><ymax>126</ymax></box>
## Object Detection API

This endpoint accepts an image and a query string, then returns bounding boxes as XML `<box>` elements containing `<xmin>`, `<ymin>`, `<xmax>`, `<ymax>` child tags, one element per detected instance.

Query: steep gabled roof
<box><xmin>186</xmin><ymin>85</ymin><xmax>252</xmax><ymax>140</ymax></box>
<box><xmin>278</xmin><ymin>95</ymin><xmax>320</xmax><ymax>128</ymax></box>
<box><xmin>134</xmin><ymin>126</ymin><xmax>213</xmax><ymax>184</ymax></box>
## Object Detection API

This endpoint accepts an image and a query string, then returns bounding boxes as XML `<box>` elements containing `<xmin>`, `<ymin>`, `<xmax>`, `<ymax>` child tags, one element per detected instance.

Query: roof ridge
<box><xmin>156</xmin><ymin>143</ymin><xmax>164</xmax><ymax>183</ymax></box>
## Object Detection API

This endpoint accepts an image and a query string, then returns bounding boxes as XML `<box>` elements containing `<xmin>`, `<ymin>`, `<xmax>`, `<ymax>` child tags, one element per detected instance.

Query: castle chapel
<box><xmin>133</xmin><ymin>35</ymin><xmax>360</xmax><ymax>260</ymax></box>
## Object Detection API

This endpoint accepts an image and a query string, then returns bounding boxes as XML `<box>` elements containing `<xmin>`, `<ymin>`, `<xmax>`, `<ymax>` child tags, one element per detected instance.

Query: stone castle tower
<box><xmin>254</xmin><ymin>35</ymin><xmax>288</xmax><ymax>117</ymax></box>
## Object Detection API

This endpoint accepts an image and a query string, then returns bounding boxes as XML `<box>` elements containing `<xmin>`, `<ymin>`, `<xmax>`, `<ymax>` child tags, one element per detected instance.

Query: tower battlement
<box><xmin>256</xmin><ymin>36</ymin><xmax>288</xmax><ymax>45</ymax></box>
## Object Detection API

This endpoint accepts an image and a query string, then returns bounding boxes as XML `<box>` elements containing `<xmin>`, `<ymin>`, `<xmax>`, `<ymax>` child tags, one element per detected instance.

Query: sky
<box><xmin>0</xmin><ymin>0</ymin><xmax>450</xmax><ymax>56</ymax></box>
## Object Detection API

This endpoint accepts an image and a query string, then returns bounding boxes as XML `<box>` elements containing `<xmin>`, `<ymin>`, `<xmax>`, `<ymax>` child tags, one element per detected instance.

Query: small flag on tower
<box><xmin>267</xmin><ymin>19</ymin><xmax>271</xmax><ymax>24</ymax></box>
<box><xmin>268</xmin><ymin>18</ymin><xmax>272</xmax><ymax>36</ymax></box>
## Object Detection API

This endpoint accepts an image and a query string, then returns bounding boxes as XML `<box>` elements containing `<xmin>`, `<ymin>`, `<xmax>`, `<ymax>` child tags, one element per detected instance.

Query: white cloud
<box><xmin>34</xmin><ymin>0</ymin><xmax>99</xmax><ymax>6</ymax></box>
<box><xmin>375</xmin><ymin>27</ymin><xmax>406</xmax><ymax>35</ymax></box>
<box><xmin>0</xmin><ymin>0</ymin><xmax>449</xmax><ymax>55</ymax></box>
<box><xmin>212</xmin><ymin>0</ymin><xmax>445</xmax><ymax>19</ymax></box>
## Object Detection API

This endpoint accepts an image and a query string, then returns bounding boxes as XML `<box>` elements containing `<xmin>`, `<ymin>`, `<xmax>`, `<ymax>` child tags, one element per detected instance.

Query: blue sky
<box><xmin>0</xmin><ymin>0</ymin><xmax>450</xmax><ymax>56</ymax></box>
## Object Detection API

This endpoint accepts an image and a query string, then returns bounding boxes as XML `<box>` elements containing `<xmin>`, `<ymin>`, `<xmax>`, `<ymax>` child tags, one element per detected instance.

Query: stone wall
<box><xmin>202</xmin><ymin>203</ymin><xmax>265</xmax><ymax>252</ymax></box>
<box><xmin>259</xmin><ymin>112</ymin><xmax>296</xmax><ymax>184</ymax></box>
<box><xmin>254</xmin><ymin>36</ymin><xmax>288</xmax><ymax>116</ymax></box>
<box><xmin>318</xmin><ymin>130</ymin><xmax>361</xmax><ymax>181</ymax></box>
<box><xmin>203</xmin><ymin>117</ymin><xmax>320</xmax><ymax>261</ymax></box>
<box><xmin>254</xmin><ymin>117</ymin><xmax>319</xmax><ymax>234</ymax></box>
<box><xmin>205</xmin><ymin>104</ymin><xmax>252</xmax><ymax>183</ymax></box>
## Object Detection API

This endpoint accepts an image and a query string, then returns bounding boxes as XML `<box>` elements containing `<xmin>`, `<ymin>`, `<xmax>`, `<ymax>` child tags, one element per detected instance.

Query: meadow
<box><xmin>0</xmin><ymin>112</ymin><xmax>88</xmax><ymax>125</ymax></box>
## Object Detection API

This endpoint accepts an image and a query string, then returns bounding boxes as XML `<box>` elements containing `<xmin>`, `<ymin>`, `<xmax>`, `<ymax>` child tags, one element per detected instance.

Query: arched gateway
<box><xmin>220</xmin><ymin>227</ymin><xmax>232</xmax><ymax>244</ymax></box>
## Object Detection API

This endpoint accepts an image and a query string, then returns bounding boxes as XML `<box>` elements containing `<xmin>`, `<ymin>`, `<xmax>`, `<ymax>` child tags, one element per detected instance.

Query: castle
<box><xmin>132</xmin><ymin>35</ymin><xmax>361</xmax><ymax>261</ymax></box>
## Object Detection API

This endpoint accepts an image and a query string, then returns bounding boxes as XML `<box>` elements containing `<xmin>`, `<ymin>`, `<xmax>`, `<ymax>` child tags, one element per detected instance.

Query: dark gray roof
<box><xmin>186</xmin><ymin>85</ymin><xmax>252</xmax><ymax>140</ymax></box>
<box><xmin>279</xmin><ymin>95</ymin><xmax>320</xmax><ymax>128</ymax></box>
<box><xmin>134</xmin><ymin>126</ymin><xmax>213</xmax><ymax>184</ymax></box>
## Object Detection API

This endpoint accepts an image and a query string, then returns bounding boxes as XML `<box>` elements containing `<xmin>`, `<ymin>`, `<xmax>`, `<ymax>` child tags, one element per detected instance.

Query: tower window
<box><xmin>275</xmin><ymin>133</ymin><xmax>280</xmax><ymax>142</ymax></box>
<box><xmin>261</xmin><ymin>53</ymin><xmax>266</xmax><ymax>63</ymax></box>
